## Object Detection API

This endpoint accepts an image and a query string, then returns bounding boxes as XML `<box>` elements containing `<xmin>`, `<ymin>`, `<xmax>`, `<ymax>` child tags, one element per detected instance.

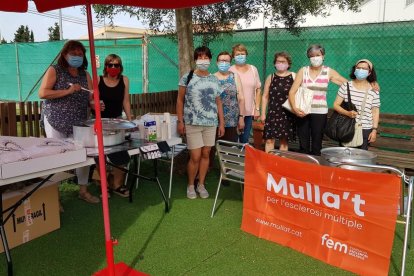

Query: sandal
<box><xmin>112</xmin><ymin>185</ymin><xmax>130</xmax><ymax>198</ymax></box>
<box><xmin>78</xmin><ymin>192</ymin><xmax>100</xmax><ymax>204</ymax></box>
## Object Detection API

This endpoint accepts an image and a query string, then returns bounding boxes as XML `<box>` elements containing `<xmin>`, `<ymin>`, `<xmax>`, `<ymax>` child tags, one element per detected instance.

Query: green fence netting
<box><xmin>0</xmin><ymin>21</ymin><xmax>413</xmax><ymax>114</ymax></box>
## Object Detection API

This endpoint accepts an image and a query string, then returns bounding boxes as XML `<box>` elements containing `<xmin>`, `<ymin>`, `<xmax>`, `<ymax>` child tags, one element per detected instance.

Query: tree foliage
<box><xmin>93</xmin><ymin>0</ymin><xmax>361</xmax><ymax>40</ymax></box>
<box><xmin>0</xmin><ymin>38</ymin><xmax>7</xmax><ymax>44</ymax></box>
<box><xmin>13</xmin><ymin>25</ymin><xmax>34</xmax><ymax>43</ymax></box>
<box><xmin>48</xmin><ymin>22</ymin><xmax>61</xmax><ymax>41</ymax></box>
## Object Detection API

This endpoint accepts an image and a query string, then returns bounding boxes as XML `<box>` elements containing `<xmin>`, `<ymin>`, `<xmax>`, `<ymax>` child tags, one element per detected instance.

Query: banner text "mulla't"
<box><xmin>267</xmin><ymin>174</ymin><xmax>366</xmax><ymax>217</ymax></box>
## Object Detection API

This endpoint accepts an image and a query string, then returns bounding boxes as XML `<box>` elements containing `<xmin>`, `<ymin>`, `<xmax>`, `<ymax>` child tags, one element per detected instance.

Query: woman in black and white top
<box><xmin>333</xmin><ymin>59</ymin><xmax>380</xmax><ymax>150</ymax></box>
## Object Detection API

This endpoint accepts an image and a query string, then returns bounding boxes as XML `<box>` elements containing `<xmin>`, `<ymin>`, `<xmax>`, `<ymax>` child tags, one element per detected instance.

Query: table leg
<box><xmin>0</xmin><ymin>190</ymin><xmax>13</xmax><ymax>276</ymax></box>
<box><xmin>168</xmin><ymin>145</ymin><xmax>175</xmax><ymax>208</ymax></box>
<box><xmin>153</xmin><ymin>159</ymin><xmax>169</xmax><ymax>213</ymax></box>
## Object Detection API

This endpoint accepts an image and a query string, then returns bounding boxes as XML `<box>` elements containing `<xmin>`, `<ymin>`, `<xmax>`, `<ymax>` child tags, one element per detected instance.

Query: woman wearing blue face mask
<box><xmin>229</xmin><ymin>44</ymin><xmax>262</xmax><ymax>143</ymax></box>
<box><xmin>208</xmin><ymin>51</ymin><xmax>246</xmax><ymax>169</ymax></box>
<box><xmin>214</xmin><ymin>51</ymin><xmax>245</xmax><ymax>141</ymax></box>
<box><xmin>39</xmin><ymin>40</ymin><xmax>99</xmax><ymax>205</ymax></box>
<box><xmin>333</xmin><ymin>59</ymin><xmax>380</xmax><ymax>150</ymax></box>
<box><xmin>176</xmin><ymin>46</ymin><xmax>225</xmax><ymax>199</ymax></box>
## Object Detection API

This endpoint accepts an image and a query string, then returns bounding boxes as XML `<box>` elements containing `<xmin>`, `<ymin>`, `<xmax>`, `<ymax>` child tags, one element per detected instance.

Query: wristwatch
<box><xmin>239</xmin><ymin>115</ymin><xmax>244</xmax><ymax>118</ymax></box>
<box><xmin>255</xmin><ymin>108</ymin><xmax>260</xmax><ymax>111</ymax></box>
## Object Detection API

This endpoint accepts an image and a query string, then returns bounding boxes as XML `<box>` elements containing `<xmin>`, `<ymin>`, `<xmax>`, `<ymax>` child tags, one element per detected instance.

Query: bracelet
<box><xmin>372</xmin><ymin>127</ymin><xmax>378</xmax><ymax>131</ymax></box>
<box><xmin>239</xmin><ymin>115</ymin><xmax>244</xmax><ymax>118</ymax></box>
<box><xmin>255</xmin><ymin>108</ymin><xmax>260</xmax><ymax>111</ymax></box>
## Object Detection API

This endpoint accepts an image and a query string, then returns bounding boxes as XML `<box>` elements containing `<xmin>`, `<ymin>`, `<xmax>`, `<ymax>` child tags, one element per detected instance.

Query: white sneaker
<box><xmin>187</xmin><ymin>185</ymin><xmax>197</xmax><ymax>199</ymax></box>
<box><xmin>196</xmin><ymin>184</ymin><xmax>209</xmax><ymax>199</ymax></box>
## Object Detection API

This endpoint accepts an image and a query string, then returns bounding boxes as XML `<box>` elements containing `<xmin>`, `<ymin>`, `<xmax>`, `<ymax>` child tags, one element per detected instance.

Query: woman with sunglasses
<box><xmin>93</xmin><ymin>54</ymin><xmax>132</xmax><ymax>197</ymax></box>
<box><xmin>39</xmin><ymin>40</ymin><xmax>99</xmax><ymax>206</ymax></box>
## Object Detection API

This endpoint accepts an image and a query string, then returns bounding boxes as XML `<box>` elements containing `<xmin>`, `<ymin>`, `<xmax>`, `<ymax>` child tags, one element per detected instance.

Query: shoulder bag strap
<box><xmin>302</xmin><ymin>67</ymin><xmax>308</xmax><ymax>87</ymax></box>
<box><xmin>346</xmin><ymin>82</ymin><xmax>353</xmax><ymax>111</ymax></box>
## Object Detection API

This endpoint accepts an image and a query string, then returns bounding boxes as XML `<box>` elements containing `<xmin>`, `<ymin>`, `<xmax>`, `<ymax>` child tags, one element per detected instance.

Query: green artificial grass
<box><xmin>0</xmin><ymin>162</ymin><xmax>412</xmax><ymax>275</ymax></box>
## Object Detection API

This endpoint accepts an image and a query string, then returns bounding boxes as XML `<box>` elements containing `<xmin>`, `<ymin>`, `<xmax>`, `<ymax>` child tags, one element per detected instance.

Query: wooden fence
<box><xmin>0</xmin><ymin>90</ymin><xmax>178</xmax><ymax>137</ymax></box>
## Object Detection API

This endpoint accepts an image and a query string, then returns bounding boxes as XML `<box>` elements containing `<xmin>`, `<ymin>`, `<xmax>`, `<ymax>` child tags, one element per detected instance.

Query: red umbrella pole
<box><xmin>85</xmin><ymin>3</ymin><xmax>115</xmax><ymax>276</ymax></box>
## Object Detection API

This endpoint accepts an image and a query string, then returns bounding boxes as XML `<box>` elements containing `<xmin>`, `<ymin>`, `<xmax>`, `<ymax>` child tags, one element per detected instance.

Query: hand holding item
<box><xmin>348</xmin><ymin>110</ymin><xmax>358</xmax><ymax>118</ymax></box>
<box><xmin>293</xmin><ymin>107</ymin><xmax>306</xmax><ymax>118</ymax></box>
<box><xmin>68</xmin><ymin>83</ymin><xmax>81</xmax><ymax>94</ymax></box>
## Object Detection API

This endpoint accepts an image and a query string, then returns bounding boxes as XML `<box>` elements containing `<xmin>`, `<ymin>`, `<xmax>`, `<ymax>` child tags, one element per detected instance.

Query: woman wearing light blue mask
<box><xmin>208</xmin><ymin>51</ymin><xmax>246</xmax><ymax>168</ymax></box>
<box><xmin>176</xmin><ymin>46</ymin><xmax>225</xmax><ymax>200</ymax></box>
<box><xmin>39</xmin><ymin>40</ymin><xmax>98</xmax><ymax>205</ymax></box>
<box><xmin>215</xmin><ymin>51</ymin><xmax>245</xmax><ymax>141</ymax></box>
<box><xmin>229</xmin><ymin>44</ymin><xmax>262</xmax><ymax>143</ymax></box>
<box><xmin>333</xmin><ymin>59</ymin><xmax>380</xmax><ymax>150</ymax></box>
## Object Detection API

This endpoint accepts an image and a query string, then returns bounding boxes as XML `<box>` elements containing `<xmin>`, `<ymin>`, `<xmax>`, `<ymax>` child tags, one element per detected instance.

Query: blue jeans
<box><xmin>239</xmin><ymin>116</ymin><xmax>253</xmax><ymax>143</ymax></box>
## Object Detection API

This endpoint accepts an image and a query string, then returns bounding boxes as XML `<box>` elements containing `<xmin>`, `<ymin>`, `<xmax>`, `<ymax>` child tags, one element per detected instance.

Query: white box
<box><xmin>0</xmin><ymin>148</ymin><xmax>87</xmax><ymax>179</ymax></box>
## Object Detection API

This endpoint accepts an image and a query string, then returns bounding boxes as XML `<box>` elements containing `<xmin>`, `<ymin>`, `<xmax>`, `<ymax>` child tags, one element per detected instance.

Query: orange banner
<box><xmin>241</xmin><ymin>146</ymin><xmax>400</xmax><ymax>276</ymax></box>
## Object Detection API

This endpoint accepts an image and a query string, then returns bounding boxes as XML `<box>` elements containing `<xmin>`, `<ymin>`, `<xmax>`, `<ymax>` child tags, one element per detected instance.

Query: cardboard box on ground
<box><xmin>0</xmin><ymin>172</ymin><xmax>72</xmax><ymax>253</ymax></box>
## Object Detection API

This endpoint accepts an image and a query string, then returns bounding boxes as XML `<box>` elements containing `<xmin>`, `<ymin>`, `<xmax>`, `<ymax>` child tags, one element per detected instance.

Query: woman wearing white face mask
<box><xmin>333</xmin><ymin>59</ymin><xmax>380</xmax><ymax>150</ymax></box>
<box><xmin>288</xmin><ymin>44</ymin><xmax>347</xmax><ymax>155</ymax></box>
<box><xmin>260</xmin><ymin>52</ymin><xmax>297</xmax><ymax>152</ymax></box>
<box><xmin>176</xmin><ymin>46</ymin><xmax>225</xmax><ymax>199</ymax></box>
<box><xmin>229</xmin><ymin>44</ymin><xmax>262</xmax><ymax>143</ymax></box>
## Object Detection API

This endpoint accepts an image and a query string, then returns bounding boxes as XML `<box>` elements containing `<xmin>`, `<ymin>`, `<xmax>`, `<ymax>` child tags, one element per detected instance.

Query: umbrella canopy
<box><xmin>1</xmin><ymin>1</ymin><xmax>226</xmax><ymax>275</ymax></box>
<box><xmin>2</xmin><ymin>0</ymin><xmax>225</xmax><ymax>12</ymax></box>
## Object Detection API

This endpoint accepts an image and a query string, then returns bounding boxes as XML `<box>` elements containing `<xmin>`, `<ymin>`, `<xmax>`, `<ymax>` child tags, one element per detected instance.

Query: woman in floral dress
<box><xmin>260</xmin><ymin>52</ymin><xmax>296</xmax><ymax>152</ymax></box>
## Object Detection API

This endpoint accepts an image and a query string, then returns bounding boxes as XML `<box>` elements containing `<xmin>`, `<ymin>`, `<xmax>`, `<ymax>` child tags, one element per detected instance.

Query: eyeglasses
<box><xmin>107</xmin><ymin>63</ymin><xmax>121</xmax><ymax>68</ymax></box>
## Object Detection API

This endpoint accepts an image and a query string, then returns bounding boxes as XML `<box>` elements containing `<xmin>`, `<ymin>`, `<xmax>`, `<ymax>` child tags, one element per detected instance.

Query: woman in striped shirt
<box><xmin>288</xmin><ymin>44</ymin><xmax>347</xmax><ymax>155</ymax></box>
<box><xmin>333</xmin><ymin>59</ymin><xmax>380</xmax><ymax>150</ymax></box>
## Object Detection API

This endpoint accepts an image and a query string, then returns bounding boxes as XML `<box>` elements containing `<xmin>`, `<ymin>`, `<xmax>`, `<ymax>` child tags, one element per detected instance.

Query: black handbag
<box><xmin>325</xmin><ymin>82</ymin><xmax>357</xmax><ymax>143</ymax></box>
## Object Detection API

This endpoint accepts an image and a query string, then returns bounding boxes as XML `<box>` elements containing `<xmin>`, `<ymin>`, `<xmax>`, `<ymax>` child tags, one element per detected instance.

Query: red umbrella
<box><xmin>1</xmin><ymin>1</ymin><xmax>226</xmax><ymax>275</ymax></box>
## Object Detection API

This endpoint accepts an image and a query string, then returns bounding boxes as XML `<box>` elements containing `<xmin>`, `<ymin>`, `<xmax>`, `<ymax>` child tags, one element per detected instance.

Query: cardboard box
<box><xmin>0</xmin><ymin>173</ymin><xmax>69</xmax><ymax>253</ymax></box>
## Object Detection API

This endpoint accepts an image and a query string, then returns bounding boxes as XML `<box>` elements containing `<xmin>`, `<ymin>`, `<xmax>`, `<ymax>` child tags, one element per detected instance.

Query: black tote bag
<box><xmin>325</xmin><ymin>82</ymin><xmax>357</xmax><ymax>143</ymax></box>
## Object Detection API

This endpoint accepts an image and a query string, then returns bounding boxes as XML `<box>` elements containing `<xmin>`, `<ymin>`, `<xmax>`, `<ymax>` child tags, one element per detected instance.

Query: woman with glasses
<box><xmin>95</xmin><ymin>54</ymin><xmax>132</xmax><ymax>121</ymax></box>
<box><xmin>39</xmin><ymin>40</ymin><xmax>99</xmax><ymax>205</ymax></box>
<box><xmin>92</xmin><ymin>54</ymin><xmax>131</xmax><ymax>197</ymax></box>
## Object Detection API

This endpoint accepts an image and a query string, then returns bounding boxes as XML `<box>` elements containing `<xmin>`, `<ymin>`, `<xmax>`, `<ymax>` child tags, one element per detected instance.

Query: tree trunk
<box><xmin>175</xmin><ymin>8</ymin><xmax>194</xmax><ymax>78</ymax></box>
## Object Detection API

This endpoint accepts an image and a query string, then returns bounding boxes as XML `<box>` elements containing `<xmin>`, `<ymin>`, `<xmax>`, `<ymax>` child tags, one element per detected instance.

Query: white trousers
<box><xmin>44</xmin><ymin>116</ymin><xmax>90</xmax><ymax>185</ymax></box>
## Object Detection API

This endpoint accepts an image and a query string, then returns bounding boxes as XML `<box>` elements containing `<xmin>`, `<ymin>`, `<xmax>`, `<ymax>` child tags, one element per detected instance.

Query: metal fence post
<box><xmin>15</xmin><ymin>42</ymin><xmax>22</xmax><ymax>102</ymax></box>
<box><xmin>142</xmin><ymin>34</ymin><xmax>149</xmax><ymax>94</ymax></box>
<box><xmin>262</xmin><ymin>27</ymin><xmax>268</xmax><ymax>84</ymax></box>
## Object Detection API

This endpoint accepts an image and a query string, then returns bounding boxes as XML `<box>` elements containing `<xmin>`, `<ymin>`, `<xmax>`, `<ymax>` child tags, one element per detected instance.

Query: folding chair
<box><xmin>211</xmin><ymin>140</ymin><xmax>246</xmax><ymax>218</ymax></box>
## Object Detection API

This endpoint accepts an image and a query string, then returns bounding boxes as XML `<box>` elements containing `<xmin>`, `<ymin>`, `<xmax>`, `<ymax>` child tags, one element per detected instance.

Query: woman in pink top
<box><xmin>229</xmin><ymin>44</ymin><xmax>261</xmax><ymax>143</ymax></box>
<box><xmin>288</xmin><ymin>44</ymin><xmax>347</xmax><ymax>155</ymax></box>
